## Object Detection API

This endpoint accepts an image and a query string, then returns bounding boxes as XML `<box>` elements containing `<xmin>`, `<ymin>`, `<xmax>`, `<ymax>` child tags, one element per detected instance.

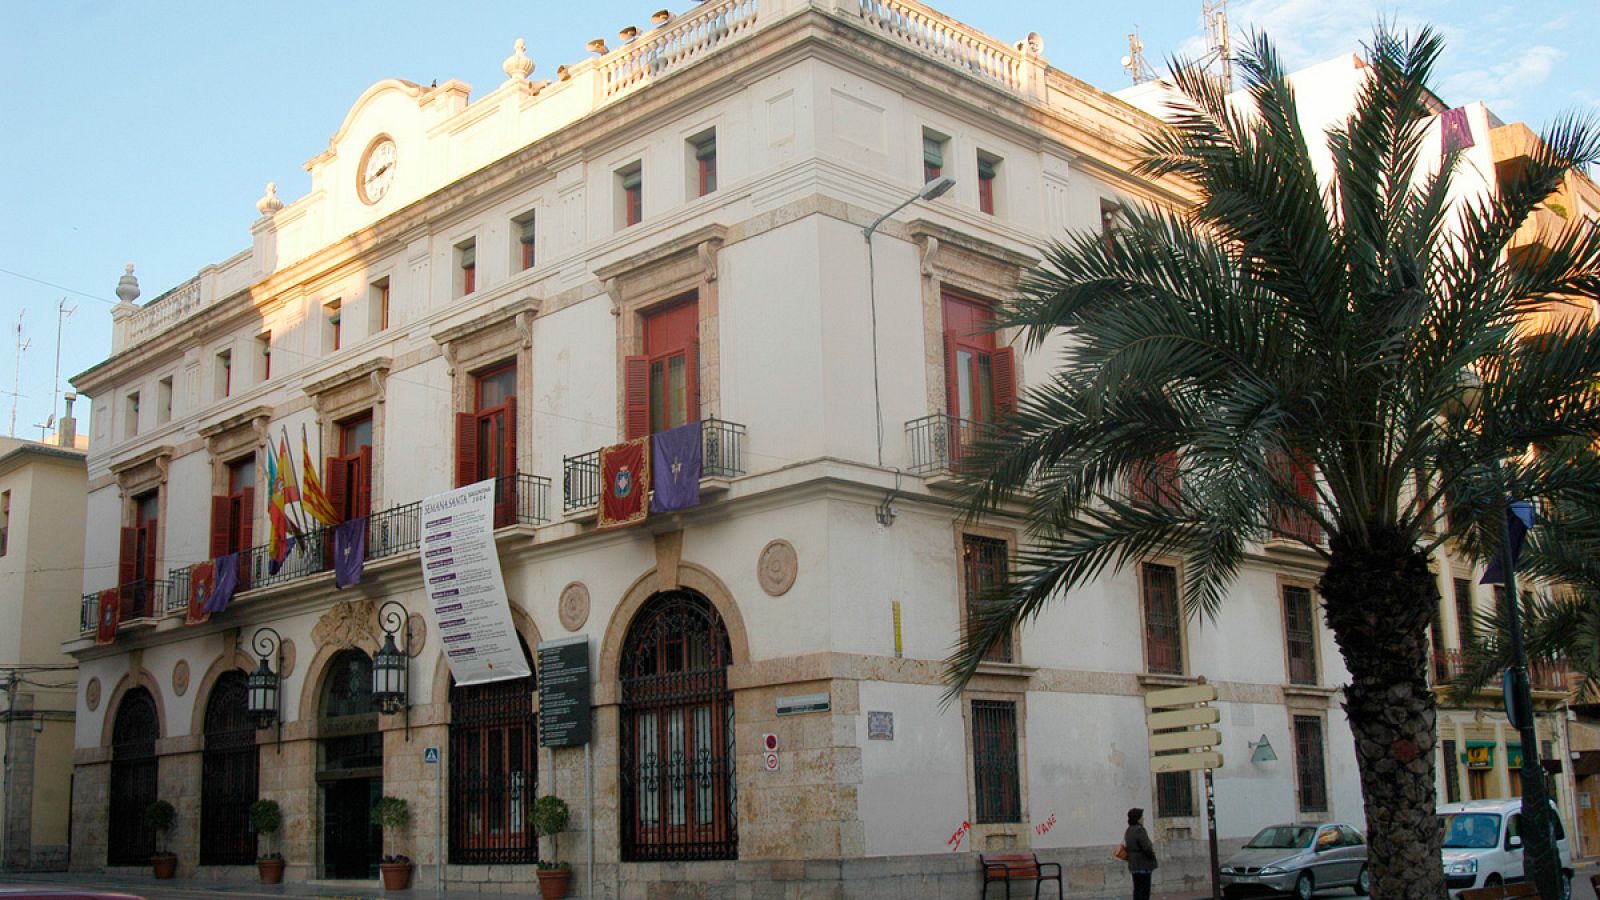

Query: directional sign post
<box><xmin>1146</xmin><ymin>679</ymin><xmax>1223</xmax><ymax>900</ymax></box>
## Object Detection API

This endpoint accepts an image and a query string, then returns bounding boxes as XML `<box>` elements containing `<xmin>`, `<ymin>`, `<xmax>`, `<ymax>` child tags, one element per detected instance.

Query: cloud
<box><xmin>1439</xmin><ymin>45</ymin><xmax>1563</xmax><ymax>114</ymax></box>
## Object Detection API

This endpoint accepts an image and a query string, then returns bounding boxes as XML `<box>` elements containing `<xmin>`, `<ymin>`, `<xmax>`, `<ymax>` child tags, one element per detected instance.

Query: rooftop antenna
<box><xmin>50</xmin><ymin>298</ymin><xmax>75</xmax><ymax>433</ymax></box>
<box><xmin>1121</xmin><ymin>27</ymin><xmax>1154</xmax><ymax>85</ymax></box>
<box><xmin>1201</xmin><ymin>0</ymin><xmax>1233</xmax><ymax>92</ymax></box>
<box><xmin>7</xmin><ymin>310</ymin><xmax>29</xmax><ymax>438</ymax></box>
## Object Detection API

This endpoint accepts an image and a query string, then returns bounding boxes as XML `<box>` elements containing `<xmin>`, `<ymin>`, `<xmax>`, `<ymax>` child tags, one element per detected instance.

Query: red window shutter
<box><xmin>142</xmin><ymin>519</ymin><xmax>158</xmax><ymax>583</ymax></box>
<box><xmin>210</xmin><ymin>496</ymin><xmax>231</xmax><ymax>558</ymax></box>
<box><xmin>455</xmin><ymin>412</ymin><xmax>479</xmax><ymax>487</ymax></box>
<box><xmin>357</xmin><ymin>446</ymin><xmax>374</xmax><ymax>518</ymax></box>
<box><xmin>118</xmin><ymin>527</ymin><xmax>137</xmax><ymax>589</ymax></box>
<box><xmin>624</xmin><ymin>355</ymin><xmax>650</xmax><ymax>440</ymax></box>
<box><xmin>239</xmin><ymin>487</ymin><xmax>255</xmax><ymax>552</ymax></box>
<box><xmin>327</xmin><ymin>455</ymin><xmax>349</xmax><ymax>524</ymax></box>
<box><xmin>685</xmin><ymin>341</ymin><xmax>700</xmax><ymax>424</ymax></box>
<box><xmin>944</xmin><ymin>335</ymin><xmax>961</xmax><ymax>417</ymax></box>
<box><xmin>502</xmin><ymin>397</ymin><xmax>517</xmax><ymax>475</ymax></box>
<box><xmin>992</xmin><ymin>346</ymin><xmax>1017</xmax><ymax>413</ymax></box>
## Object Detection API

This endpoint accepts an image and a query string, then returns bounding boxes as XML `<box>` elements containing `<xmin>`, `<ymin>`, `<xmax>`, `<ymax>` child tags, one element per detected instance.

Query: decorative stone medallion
<box><xmin>758</xmin><ymin>540</ymin><xmax>798</xmax><ymax>597</ymax></box>
<box><xmin>406</xmin><ymin>614</ymin><xmax>427</xmax><ymax>654</ymax></box>
<box><xmin>85</xmin><ymin>677</ymin><xmax>101</xmax><ymax>712</ymax></box>
<box><xmin>172</xmin><ymin>659</ymin><xmax>191</xmax><ymax>697</ymax></box>
<box><xmin>279</xmin><ymin>639</ymin><xmax>297</xmax><ymax>681</ymax></box>
<box><xmin>559</xmin><ymin>582</ymin><xmax>590</xmax><ymax>632</ymax></box>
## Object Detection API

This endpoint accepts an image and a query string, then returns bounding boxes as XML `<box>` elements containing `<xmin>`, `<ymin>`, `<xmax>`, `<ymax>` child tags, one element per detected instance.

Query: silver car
<box><xmin>1220</xmin><ymin>823</ymin><xmax>1371</xmax><ymax>900</ymax></box>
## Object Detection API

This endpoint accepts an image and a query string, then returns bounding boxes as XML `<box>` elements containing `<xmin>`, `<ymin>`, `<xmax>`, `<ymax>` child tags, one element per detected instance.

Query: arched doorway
<box><xmin>317</xmin><ymin>649</ymin><xmax>383</xmax><ymax>879</ymax></box>
<box><xmin>200</xmin><ymin>670</ymin><xmax>259</xmax><ymax>865</ymax></box>
<box><xmin>619</xmin><ymin>589</ymin><xmax>737</xmax><ymax>861</ymax></box>
<box><xmin>108</xmin><ymin>687</ymin><xmax>159</xmax><ymax>866</ymax></box>
<box><xmin>448</xmin><ymin>638</ymin><xmax>536</xmax><ymax>864</ymax></box>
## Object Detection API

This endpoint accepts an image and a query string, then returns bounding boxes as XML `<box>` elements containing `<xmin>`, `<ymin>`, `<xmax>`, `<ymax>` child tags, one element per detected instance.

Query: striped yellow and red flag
<box><xmin>299</xmin><ymin>426</ymin><xmax>340</xmax><ymax>526</ymax></box>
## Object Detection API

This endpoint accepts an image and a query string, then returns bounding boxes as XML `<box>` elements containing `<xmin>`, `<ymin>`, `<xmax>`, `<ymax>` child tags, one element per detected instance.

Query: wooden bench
<box><xmin>979</xmin><ymin>852</ymin><xmax>1062</xmax><ymax>900</ymax></box>
<box><xmin>1458</xmin><ymin>882</ymin><xmax>1539</xmax><ymax>900</ymax></box>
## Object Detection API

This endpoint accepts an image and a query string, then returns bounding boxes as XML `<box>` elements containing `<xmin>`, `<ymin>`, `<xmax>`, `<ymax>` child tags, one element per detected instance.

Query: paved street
<box><xmin>6</xmin><ymin>862</ymin><xmax>1596</xmax><ymax>900</ymax></box>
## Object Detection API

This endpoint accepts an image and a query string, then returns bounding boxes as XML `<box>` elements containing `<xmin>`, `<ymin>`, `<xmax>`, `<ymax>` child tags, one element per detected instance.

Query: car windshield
<box><xmin>1246</xmin><ymin>826</ymin><xmax>1317</xmax><ymax>849</ymax></box>
<box><xmin>1440</xmin><ymin>813</ymin><xmax>1502</xmax><ymax>849</ymax></box>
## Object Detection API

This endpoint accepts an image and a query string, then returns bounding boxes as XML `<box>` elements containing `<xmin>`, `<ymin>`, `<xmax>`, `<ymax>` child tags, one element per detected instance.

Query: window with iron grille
<box><xmin>1141</xmin><ymin>563</ymin><xmax>1183</xmax><ymax>675</ymax></box>
<box><xmin>620</xmin><ymin>590</ymin><xmax>736</xmax><ymax>861</ymax></box>
<box><xmin>201</xmin><ymin>671</ymin><xmax>259</xmax><ymax>865</ymax></box>
<box><xmin>963</xmin><ymin>535</ymin><xmax>1012</xmax><ymax>663</ymax></box>
<box><xmin>1294</xmin><ymin>716</ymin><xmax>1328</xmax><ymax>813</ymax></box>
<box><xmin>1155</xmin><ymin>771</ymin><xmax>1194</xmax><ymax>818</ymax></box>
<box><xmin>971</xmin><ymin>700</ymin><xmax>1021</xmax><ymax>823</ymax></box>
<box><xmin>1442</xmin><ymin>739</ymin><xmax>1461</xmax><ymax>803</ymax></box>
<box><xmin>1453</xmin><ymin>578</ymin><xmax>1475</xmax><ymax>645</ymax></box>
<box><xmin>108</xmin><ymin>688</ymin><xmax>160</xmax><ymax>866</ymax></box>
<box><xmin>450</xmin><ymin>650</ymin><xmax>537</xmax><ymax>865</ymax></box>
<box><xmin>1282</xmin><ymin>585</ymin><xmax>1318</xmax><ymax>685</ymax></box>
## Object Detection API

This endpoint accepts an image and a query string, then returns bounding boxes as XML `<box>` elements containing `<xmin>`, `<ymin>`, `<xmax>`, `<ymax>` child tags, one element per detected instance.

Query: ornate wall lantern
<box><xmin>248</xmin><ymin>627</ymin><xmax>284</xmax><ymax>747</ymax></box>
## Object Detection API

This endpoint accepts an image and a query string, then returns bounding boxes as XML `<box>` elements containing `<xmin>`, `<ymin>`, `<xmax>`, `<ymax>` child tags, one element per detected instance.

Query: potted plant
<box><xmin>372</xmin><ymin>796</ymin><xmax>413</xmax><ymax>890</ymax></box>
<box><xmin>250</xmin><ymin>799</ymin><xmax>285</xmax><ymax>884</ymax></box>
<box><xmin>530</xmin><ymin>795</ymin><xmax>572</xmax><ymax>900</ymax></box>
<box><xmin>145</xmin><ymin>799</ymin><xmax>177</xmax><ymax>879</ymax></box>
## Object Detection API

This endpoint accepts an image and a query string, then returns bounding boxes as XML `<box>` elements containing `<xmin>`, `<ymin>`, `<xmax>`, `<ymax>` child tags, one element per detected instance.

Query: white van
<box><xmin>1438</xmin><ymin>798</ymin><xmax>1573</xmax><ymax>898</ymax></box>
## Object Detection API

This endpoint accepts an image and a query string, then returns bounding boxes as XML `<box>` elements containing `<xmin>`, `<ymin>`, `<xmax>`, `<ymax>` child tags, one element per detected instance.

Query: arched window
<box><xmin>619</xmin><ymin>590</ymin><xmax>736</xmax><ymax>861</ymax></box>
<box><xmin>201</xmin><ymin>670</ymin><xmax>259</xmax><ymax>865</ymax></box>
<box><xmin>108</xmin><ymin>687</ymin><xmax>159</xmax><ymax>866</ymax></box>
<box><xmin>449</xmin><ymin>639</ymin><xmax>536</xmax><ymax>864</ymax></box>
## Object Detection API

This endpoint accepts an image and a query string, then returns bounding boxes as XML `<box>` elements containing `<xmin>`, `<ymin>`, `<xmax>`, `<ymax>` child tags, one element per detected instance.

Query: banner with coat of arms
<box><xmin>598</xmin><ymin>438</ymin><xmax>650</xmax><ymax>530</ymax></box>
<box><xmin>95</xmin><ymin>589</ymin><xmax>120</xmax><ymax>645</ymax></box>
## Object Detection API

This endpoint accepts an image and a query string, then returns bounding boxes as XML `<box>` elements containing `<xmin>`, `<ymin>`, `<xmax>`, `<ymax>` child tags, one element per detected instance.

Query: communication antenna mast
<box><xmin>1202</xmin><ymin>0</ymin><xmax>1233</xmax><ymax>91</ymax></box>
<box><xmin>7</xmin><ymin>310</ymin><xmax>29</xmax><ymax>438</ymax></box>
<box><xmin>51</xmin><ymin>297</ymin><xmax>75</xmax><ymax>434</ymax></box>
<box><xmin>1121</xmin><ymin>27</ymin><xmax>1154</xmax><ymax>85</ymax></box>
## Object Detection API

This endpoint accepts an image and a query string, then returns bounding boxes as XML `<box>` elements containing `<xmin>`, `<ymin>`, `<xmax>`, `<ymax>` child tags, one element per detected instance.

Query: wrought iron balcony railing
<box><xmin>905</xmin><ymin>412</ymin><xmax>993</xmax><ymax>477</ymax></box>
<box><xmin>563</xmin><ymin>419</ymin><xmax>746</xmax><ymax>514</ymax></box>
<box><xmin>1432</xmin><ymin>648</ymin><xmax>1568</xmax><ymax>693</ymax></box>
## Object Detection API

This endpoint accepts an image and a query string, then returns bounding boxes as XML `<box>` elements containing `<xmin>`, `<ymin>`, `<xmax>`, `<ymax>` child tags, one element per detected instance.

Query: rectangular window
<box><xmin>1141</xmin><ymin>562</ymin><xmax>1183</xmax><ymax>676</ymax></box>
<box><xmin>971</xmin><ymin>700</ymin><xmax>1021</xmax><ymax>824</ymax></box>
<box><xmin>1268</xmin><ymin>452</ymin><xmax>1321</xmax><ymax>543</ymax></box>
<box><xmin>618</xmin><ymin>163</ymin><xmax>643</xmax><ymax>228</ymax></box>
<box><xmin>977</xmin><ymin>151</ymin><xmax>1000</xmax><ymax>215</ymax></box>
<box><xmin>1429</xmin><ymin>594</ymin><xmax>1448</xmax><ymax>681</ymax></box>
<box><xmin>1442</xmin><ymin>739</ymin><xmax>1461</xmax><ymax>803</ymax></box>
<box><xmin>157</xmin><ymin>377</ymin><xmax>173</xmax><ymax>424</ymax></box>
<box><xmin>125</xmin><ymin>392</ymin><xmax>140</xmax><ymax>438</ymax></box>
<box><xmin>1294</xmin><ymin>716</ymin><xmax>1329</xmax><ymax>813</ymax></box>
<box><xmin>689</xmin><ymin>132</ymin><xmax>717</xmax><ymax>197</ymax></box>
<box><xmin>1130</xmin><ymin>451</ymin><xmax>1180</xmax><ymax>509</ymax></box>
<box><xmin>211</xmin><ymin>456</ymin><xmax>256</xmax><ymax>560</ymax></box>
<box><xmin>1283</xmin><ymin>584</ymin><xmax>1318</xmax><ymax>685</ymax></box>
<box><xmin>922</xmin><ymin>129</ymin><xmax>948</xmax><ymax>184</ymax></box>
<box><xmin>324</xmin><ymin>300</ymin><xmax>342</xmax><ymax>352</ymax></box>
<box><xmin>513</xmin><ymin>212</ymin><xmax>537</xmax><ymax>271</ymax></box>
<box><xmin>1</xmin><ymin>490</ymin><xmax>10</xmax><ymax>557</ymax></box>
<box><xmin>1453</xmin><ymin>578</ymin><xmax>1475</xmax><ymax>646</ymax></box>
<box><xmin>328</xmin><ymin>414</ymin><xmax>374</xmax><ymax>522</ymax></box>
<box><xmin>1101</xmin><ymin>198</ymin><xmax>1127</xmax><ymax>237</ymax></box>
<box><xmin>456</xmin><ymin>364</ymin><xmax>517</xmax><ymax>526</ymax></box>
<box><xmin>256</xmin><ymin>333</ymin><xmax>271</xmax><ymax>382</ymax></box>
<box><xmin>1156</xmin><ymin>772</ymin><xmax>1195</xmax><ymax>818</ymax></box>
<box><xmin>963</xmin><ymin>535</ymin><xmax>1012</xmax><ymax>663</ymax></box>
<box><xmin>625</xmin><ymin>298</ymin><xmax>699</xmax><ymax>439</ymax></box>
<box><xmin>371</xmin><ymin>278</ymin><xmax>390</xmax><ymax>332</ymax></box>
<box><xmin>457</xmin><ymin>241</ymin><xmax>477</xmax><ymax>296</ymax></box>
<box><xmin>216</xmin><ymin>350</ymin><xmax>232</xmax><ymax>399</ymax></box>
<box><xmin>118</xmin><ymin>490</ymin><xmax>161</xmax><ymax>620</ymax></box>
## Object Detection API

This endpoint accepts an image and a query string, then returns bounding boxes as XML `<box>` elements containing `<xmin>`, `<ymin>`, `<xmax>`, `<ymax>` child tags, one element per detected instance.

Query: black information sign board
<box><xmin>537</xmin><ymin>636</ymin><xmax>592</xmax><ymax>747</ymax></box>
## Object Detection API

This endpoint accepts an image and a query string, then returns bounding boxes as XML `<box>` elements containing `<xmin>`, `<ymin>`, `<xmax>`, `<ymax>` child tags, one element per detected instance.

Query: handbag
<box><xmin>1114</xmin><ymin>843</ymin><xmax>1129</xmax><ymax>861</ymax></box>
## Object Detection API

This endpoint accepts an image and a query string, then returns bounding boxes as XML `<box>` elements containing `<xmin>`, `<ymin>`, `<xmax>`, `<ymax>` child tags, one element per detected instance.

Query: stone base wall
<box><xmin>68</xmin><ymin>762</ymin><xmax>108</xmax><ymax>871</ymax></box>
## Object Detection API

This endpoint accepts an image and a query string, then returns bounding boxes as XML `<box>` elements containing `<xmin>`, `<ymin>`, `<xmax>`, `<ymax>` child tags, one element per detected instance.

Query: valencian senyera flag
<box><xmin>1440</xmin><ymin>106</ymin><xmax>1475</xmax><ymax>158</ymax></box>
<box><xmin>299</xmin><ymin>426</ymin><xmax>339</xmax><ymax>526</ymax></box>
<box><xmin>334</xmin><ymin>516</ymin><xmax>368</xmax><ymax>589</ymax></box>
<box><xmin>599</xmin><ymin>438</ymin><xmax>650</xmax><ymax>530</ymax></box>
<box><xmin>95</xmin><ymin>589</ymin><xmax>120</xmax><ymax>645</ymax></box>
<box><xmin>186</xmin><ymin>560</ymin><xmax>215</xmax><ymax>626</ymax></box>
<box><xmin>203</xmin><ymin>553</ymin><xmax>240</xmax><ymax>615</ymax></box>
<box><xmin>650</xmin><ymin>421</ymin><xmax>702</xmax><ymax>513</ymax></box>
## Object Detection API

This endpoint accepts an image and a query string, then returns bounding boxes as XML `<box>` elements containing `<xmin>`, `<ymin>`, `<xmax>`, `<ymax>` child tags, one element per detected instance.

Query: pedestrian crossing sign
<box><xmin>424</xmin><ymin>747</ymin><xmax>440</xmax><ymax>765</ymax></box>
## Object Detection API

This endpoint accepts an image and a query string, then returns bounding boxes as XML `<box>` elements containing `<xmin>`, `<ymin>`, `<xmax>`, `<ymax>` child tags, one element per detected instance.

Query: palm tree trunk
<box><xmin>1320</xmin><ymin>526</ymin><xmax>1447</xmax><ymax>900</ymax></box>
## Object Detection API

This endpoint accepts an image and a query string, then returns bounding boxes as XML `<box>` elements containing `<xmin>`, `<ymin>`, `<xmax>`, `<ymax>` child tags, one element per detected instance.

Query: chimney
<box><xmin>59</xmin><ymin>392</ymin><xmax>77</xmax><ymax>448</ymax></box>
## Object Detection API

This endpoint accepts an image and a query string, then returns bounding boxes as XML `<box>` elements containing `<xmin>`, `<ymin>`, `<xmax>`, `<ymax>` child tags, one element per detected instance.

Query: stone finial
<box><xmin>619</xmin><ymin>25</ymin><xmax>639</xmax><ymax>43</ymax></box>
<box><xmin>587</xmin><ymin>38</ymin><xmax>608</xmax><ymax>55</ymax></box>
<box><xmin>557</xmin><ymin>64</ymin><xmax>571</xmax><ymax>82</ymax></box>
<box><xmin>1024</xmin><ymin>32</ymin><xmax>1044</xmax><ymax>55</ymax></box>
<box><xmin>503</xmin><ymin>38</ymin><xmax>534</xmax><ymax>82</ymax></box>
<box><xmin>651</xmin><ymin>9</ymin><xmax>672</xmax><ymax>26</ymax></box>
<box><xmin>115</xmin><ymin>264</ymin><xmax>140</xmax><ymax>305</ymax></box>
<box><xmin>256</xmin><ymin>182</ymin><xmax>284</xmax><ymax>216</ymax></box>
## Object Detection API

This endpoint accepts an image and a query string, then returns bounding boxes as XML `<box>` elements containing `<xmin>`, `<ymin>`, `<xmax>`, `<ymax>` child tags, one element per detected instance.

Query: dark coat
<box><xmin>1124</xmin><ymin>823</ymin><xmax>1158</xmax><ymax>872</ymax></box>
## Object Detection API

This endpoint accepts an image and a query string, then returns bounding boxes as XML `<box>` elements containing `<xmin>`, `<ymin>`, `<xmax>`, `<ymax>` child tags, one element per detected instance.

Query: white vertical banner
<box><xmin>418</xmin><ymin>480</ymin><xmax>531</xmax><ymax>686</ymax></box>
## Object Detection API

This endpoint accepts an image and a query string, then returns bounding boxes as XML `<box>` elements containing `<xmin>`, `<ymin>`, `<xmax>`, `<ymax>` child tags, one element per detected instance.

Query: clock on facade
<box><xmin>358</xmin><ymin>136</ymin><xmax>397</xmax><ymax>205</ymax></box>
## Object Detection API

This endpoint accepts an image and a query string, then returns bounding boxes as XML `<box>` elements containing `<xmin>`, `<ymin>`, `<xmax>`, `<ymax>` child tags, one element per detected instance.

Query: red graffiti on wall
<box><xmin>1034</xmin><ymin>813</ymin><xmax>1057</xmax><ymax>836</ymax></box>
<box><xmin>947</xmin><ymin>820</ymin><xmax>972</xmax><ymax>851</ymax></box>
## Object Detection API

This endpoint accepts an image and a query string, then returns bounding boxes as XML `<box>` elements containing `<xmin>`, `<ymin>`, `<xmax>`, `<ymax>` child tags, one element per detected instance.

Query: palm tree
<box><xmin>950</xmin><ymin>27</ymin><xmax>1600</xmax><ymax>900</ymax></box>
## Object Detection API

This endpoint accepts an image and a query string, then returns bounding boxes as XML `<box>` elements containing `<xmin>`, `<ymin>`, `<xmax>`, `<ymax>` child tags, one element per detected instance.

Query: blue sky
<box><xmin>1</xmin><ymin>1</ymin><xmax>1594</xmax><ymax>441</ymax></box>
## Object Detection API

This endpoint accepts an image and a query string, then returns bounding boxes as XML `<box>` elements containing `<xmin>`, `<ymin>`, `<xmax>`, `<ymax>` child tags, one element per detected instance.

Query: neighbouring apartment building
<box><xmin>2</xmin><ymin>423</ymin><xmax>87</xmax><ymax>871</ymax></box>
<box><xmin>67</xmin><ymin>2</ymin><xmax>1383</xmax><ymax>895</ymax></box>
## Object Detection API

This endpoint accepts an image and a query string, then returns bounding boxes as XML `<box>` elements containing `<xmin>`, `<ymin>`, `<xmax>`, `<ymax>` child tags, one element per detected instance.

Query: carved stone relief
<box><xmin>758</xmin><ymin>540</ymin><xmax>798</xmax><ymax>597</ymax></box>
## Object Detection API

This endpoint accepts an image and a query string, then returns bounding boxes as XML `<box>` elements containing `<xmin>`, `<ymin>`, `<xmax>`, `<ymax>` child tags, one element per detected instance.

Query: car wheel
<box><xmin>1485</xmin><ymin>875</ymin><xmax>1503</xmax><ymax>889</ymax></box>
<box><xmin>1295</xmin><ymin>872</ymin><xmax>1315</xmax><ymax>900</ymax></box>
<box><xmin>1353</xmin><ymin>866</ymin><xmax>1370</xmax><ymax>896</ymax></box>
<box><xmin>1560</xmin><ymin>871</ymin><xmax>1572</xmax><ymax>900</ymax></box>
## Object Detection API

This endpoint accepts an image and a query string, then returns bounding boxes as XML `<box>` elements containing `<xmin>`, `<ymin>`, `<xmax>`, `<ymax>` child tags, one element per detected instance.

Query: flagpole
<box><xmin>280</xmin><ymin>425</ymin><xmax>312</xmax><ymax>540</ymax></box>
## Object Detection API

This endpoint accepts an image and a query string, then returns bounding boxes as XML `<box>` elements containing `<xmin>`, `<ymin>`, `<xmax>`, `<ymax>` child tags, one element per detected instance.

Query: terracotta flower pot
<box><xmin>379</xmin><ymin>861</ymin><xmax>413</xmax><ymax>890</ymax></box>
<box><xmin>151</xmin><ymin>853</ymin><xmax>177</xmax><ymax>879</ymax></box>
<box><xmin>537</xmin><ymin>867</ymin><xmax>572</xmax><ymax>900</ymax></box>
<box><xmin>257</xmin><ymin>857</ymin><xmax>285</xmax><ymax>884</ymax></box>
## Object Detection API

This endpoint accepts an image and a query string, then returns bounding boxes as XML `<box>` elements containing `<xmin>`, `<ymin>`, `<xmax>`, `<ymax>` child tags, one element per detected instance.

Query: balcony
<box><xmin>78</xmin><ymin>579</ymin><xmax>172</xmax><ymax>636</ymax></box>
<box><xmin>1431</xmin><ymin>648</ymin><xmax>1568</xmax><ymax>693</ymax></box>
<box><xmin>562</xmin><ymin>418</ymin><xmax>746</xmax><ymax>515</ymax></box>
<box><xmin>905</xmin><ymin>412</ymin><xmax>993</xmax><ymax>477</ymax></box>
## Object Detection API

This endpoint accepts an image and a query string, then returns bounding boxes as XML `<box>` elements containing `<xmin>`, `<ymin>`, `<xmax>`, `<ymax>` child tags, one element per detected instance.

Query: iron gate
<box><xmin>201</xmin><ymin>671</ymin><xmax>259</xmax><ymax>865</ymax></box>
<box><xmin>108</xmin><ymin>688</ymin><xmax>159</xmax><ymax>866</ymax></box>
<box><xmin>449</xmin><ymin>674</ymin><xmax>537</xmax><ymax>863</ymax></box>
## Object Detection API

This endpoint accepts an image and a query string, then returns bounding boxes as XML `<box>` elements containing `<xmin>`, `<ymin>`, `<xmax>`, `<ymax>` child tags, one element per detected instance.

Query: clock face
<box><xmin>359</xmin><ymin>137</ymin><xmax>397</xmax><ymax>205</ymax></box>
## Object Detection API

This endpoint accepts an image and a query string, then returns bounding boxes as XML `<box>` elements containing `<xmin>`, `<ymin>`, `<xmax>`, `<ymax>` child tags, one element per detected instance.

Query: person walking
<box><xmin>1124</xmin><ymin>806</ymin><xmax>1158</xmax><ymax>900</ymax></box>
